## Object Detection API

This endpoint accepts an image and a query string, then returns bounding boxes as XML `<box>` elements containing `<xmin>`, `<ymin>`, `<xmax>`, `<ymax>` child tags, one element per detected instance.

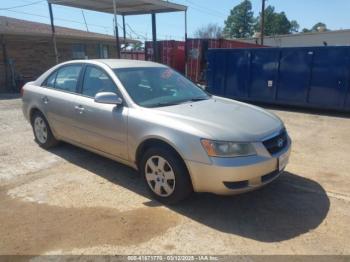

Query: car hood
<box><xmin>150</xmin><ymin>96</ymin><xmax>284</xmax><ymax>142</ymax></box>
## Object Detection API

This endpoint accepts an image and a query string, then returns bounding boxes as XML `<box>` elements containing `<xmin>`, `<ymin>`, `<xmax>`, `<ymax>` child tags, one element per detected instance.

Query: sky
<box><xmin>0</xmin><ymin>0</ymin><xmax>350</xmax><ymax>41</ymax></box>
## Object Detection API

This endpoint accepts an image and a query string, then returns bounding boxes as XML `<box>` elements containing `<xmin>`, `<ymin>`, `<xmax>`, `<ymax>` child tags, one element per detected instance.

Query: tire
<box><xmin>140</xmin><ymin>146</ymin><xmax>193</xmax><ymax>205</ymax></box>
<box><xmin>31</xmin><ymin>111</ymin><xmax>58</xmax><ymax>149</ymax></box>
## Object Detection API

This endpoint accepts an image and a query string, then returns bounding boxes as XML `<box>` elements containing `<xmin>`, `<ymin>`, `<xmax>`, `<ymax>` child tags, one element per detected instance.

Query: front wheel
<box><xmin>140</xmin><ymin>147</ymin><xmax>193</xmax><ymax>205</ymax></box>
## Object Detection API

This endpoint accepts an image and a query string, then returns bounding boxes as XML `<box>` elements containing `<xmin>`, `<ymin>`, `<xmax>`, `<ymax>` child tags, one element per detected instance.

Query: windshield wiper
<box><xmin>148</xmin><ymin>97</ymin><xmax>210</xmax><ymax>108</ymax></box>
<box><xmin>148</xmin><ymin>102</ymin><xmax>184</xmax><ymax>108</ymax></box>
<box><xmin>189</xmin><ymin>97</ymin><xmax>210</xmax><ymax>102</ymax></box>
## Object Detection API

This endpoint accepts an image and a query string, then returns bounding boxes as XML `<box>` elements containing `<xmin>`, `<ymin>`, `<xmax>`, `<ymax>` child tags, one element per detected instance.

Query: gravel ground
<box><xmin>0</xmin><ymin>95</ymin><xmax>349</xmax><ymax>255</ymax></box>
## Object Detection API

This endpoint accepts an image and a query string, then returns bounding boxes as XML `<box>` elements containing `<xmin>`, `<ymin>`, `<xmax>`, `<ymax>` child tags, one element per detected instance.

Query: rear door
<box><xmin>41</xmin><ymin>64</ymin><xmax>83</xmax><ymax>142</ymax></box>
<box><xmin>73</xmin><ymin>65</ymin><xmax>128</xmax><ymax>159</ymax></box>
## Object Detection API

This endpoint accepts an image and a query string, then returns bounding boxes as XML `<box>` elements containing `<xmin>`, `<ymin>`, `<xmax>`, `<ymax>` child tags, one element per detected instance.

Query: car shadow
<box><xmin>49</xmin><ymin>143</ymin><xmax>330</xmax><ymax>243</ymax></box>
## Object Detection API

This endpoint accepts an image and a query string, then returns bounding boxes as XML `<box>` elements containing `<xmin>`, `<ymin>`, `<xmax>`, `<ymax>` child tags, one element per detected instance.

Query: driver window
<box><xmin>82</xmin><ymin>66</ymin><xmax>116</xmax><ymax>97</ymax></box>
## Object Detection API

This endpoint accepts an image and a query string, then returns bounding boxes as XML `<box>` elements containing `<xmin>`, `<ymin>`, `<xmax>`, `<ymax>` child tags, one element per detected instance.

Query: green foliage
<box><xmin>311</xmin><ymin>22</ymin><xmax>327</xmax><ymax>31</ymax></box>
<box><xmin>130</xmin><ymin>42</ymin><xmax>143</xmax><ymax>51</ymax></box>
<box><xmin>302</xmin><ymin>22</ymin><xmax>329</xmax><ymax>33</ymax></box>
<box><xmin>290</xmin><ymin>20</ymin><xmax>300</xmax><ymax>33</ymax></box>
<box><xmin>223</xmin><ymin>0</ymin><xmax>255</xmax><ymax>38</ymax></box>
<box><xmin>254</xmin><ymin>6</ymin><xmax>299</xmax><ymax>36</ymax></box>
<box><xmin>207</xmin><ymin>1</ymin><xmax>328</xmax><ymax>39</ymax></box>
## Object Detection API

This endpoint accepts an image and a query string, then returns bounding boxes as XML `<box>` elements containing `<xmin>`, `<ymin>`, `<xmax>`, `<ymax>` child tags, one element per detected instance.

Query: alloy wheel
<box><xmin>145</xmin><ymin>156</ymin><xmax>176</xmax><ymax>197</ymax></box>
<box><xmin>34</xmin><ymin>116</ymin><xmax>48</xmax><ymax>144</ymax></box>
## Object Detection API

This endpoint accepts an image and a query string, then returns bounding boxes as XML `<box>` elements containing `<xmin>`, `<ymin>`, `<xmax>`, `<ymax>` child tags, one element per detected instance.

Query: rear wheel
<box><xmin>31</xmin><ymin>111</ymin><xmax>58</xmax><ymax>149</ymax></box>
<box><xmin>140</xmin><ymin>147</ymin><xmax>193</xmax><ymax>205</ymax></box>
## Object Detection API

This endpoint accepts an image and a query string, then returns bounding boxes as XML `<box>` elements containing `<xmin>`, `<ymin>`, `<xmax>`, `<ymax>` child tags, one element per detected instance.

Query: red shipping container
<box><xmin>145</xmin><ymin>40</ymin><xmax>185</xmax><ymax>74</ymax></box>
<box><xmin>121</xmin><ymin>51</ymin><xmax>145</xmax><ymax>61</ymax></box>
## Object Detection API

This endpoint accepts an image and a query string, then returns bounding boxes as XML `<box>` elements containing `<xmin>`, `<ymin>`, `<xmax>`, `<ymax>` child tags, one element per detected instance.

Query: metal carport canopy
<box><xmin>47</xmin><ymin>0</ymin><xmax>188</xmax><ymax>68</ymax></box>
<box><xmin>48</xmin><ymin>0</ymin><xmax>187</xmax><ymax>15</ymax></box>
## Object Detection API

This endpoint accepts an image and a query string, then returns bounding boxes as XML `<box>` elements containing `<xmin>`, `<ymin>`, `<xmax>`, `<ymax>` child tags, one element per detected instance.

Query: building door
<box><xmin>99</xmin><ymin>44</ymin><xmax>109</xmax><ymax>59</ymax></box>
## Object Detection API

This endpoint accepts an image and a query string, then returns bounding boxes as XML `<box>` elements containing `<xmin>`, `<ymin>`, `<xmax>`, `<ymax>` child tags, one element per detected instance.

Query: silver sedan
<box><xmin>22</xmin><ymin>59</ymin><xmax>291</xmax><ymax>204</ymax></box>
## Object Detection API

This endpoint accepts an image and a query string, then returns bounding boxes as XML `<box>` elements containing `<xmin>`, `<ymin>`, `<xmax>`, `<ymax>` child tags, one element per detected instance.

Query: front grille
<box><xmin>263</xmin><ymin>129</ymin><xmax>288</xmax><ymax>155</ymax></box>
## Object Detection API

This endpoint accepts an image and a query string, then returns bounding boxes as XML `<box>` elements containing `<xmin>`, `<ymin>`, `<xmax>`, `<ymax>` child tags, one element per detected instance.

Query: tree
<box><xmin>302</xmin><ymin>22</ymin><xmax>329</xmax><ymax>33</ymax></box>
<box><xmin>224</xmin><ymin>0</ymin><xmax>255</xmax><ymax>38</ymax></box>
<box><xmin>194</xmin><ymin>23</ymin><xmax>223</xmax><ymax>39</ymax></box>
<box><xmin>290</xmin><ymin>20</ymin><xmax>300</xmax><ymax>33</ymax></box>
<box><xmin>254</xmin><ymin>5</ymin><xmax>299</xmax><ymax>36</ymax></box>
<box><xmin>311</xmin><ymin>22</ymin><xmax>328</xmax><ymax>32</ymax></box>
<box><xmin>130</xmin><ymin>42</ymin><xmax>144</xmax><ymax>51</ymax></box>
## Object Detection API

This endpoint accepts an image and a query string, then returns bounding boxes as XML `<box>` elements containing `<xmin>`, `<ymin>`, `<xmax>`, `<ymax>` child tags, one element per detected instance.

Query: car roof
<box><xmin>92</xmin><ymin>59</ymin><xmax>167</xmax><ymax>69</ymax></box>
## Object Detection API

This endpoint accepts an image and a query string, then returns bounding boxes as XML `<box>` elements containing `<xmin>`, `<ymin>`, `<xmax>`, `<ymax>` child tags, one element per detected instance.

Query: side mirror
<box><xmin>94</xmin><ymin>92</ymin><xmax>123</xmax><ymax>105</ymax></box>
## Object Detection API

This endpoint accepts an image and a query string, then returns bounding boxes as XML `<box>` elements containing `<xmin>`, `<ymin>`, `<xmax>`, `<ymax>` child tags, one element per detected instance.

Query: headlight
<box><xmin>201</xmin><ymin>139</ymin><xmax>256</xmax><ymax>157</ymax></box>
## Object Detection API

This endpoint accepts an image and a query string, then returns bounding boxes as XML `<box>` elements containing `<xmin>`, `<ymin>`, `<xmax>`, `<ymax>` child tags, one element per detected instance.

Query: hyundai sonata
<box><xmin>22</xmin><ymin>59</ymin><xmax>291</xmax><ymax>204</ymax></box>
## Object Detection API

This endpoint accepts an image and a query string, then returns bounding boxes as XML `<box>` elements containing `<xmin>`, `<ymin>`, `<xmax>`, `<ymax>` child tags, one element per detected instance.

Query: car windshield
<box><xmin>114</xmin><ymin>67</ymin><xmax>210</xmax><ymax>108</ymax></box>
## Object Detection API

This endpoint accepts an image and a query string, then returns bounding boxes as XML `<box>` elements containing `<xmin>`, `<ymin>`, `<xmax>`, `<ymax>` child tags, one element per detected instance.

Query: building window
<box><xmin>98</xmin><ymin>44</ymin><xmax>109</xmax><ymax>59</ymax></box>
<box><xmin>72</xmin><ymin>44</ymin><xmax>86</xmax><ymax>59</ymax></box>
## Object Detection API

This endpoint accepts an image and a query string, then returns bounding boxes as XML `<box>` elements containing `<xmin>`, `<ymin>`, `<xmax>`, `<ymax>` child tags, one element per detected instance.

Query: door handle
<box><xmin>41</xmin><ymin>96</ymin><xmax>49</xmax><ymax>104</ymax></box>
<box><xmin>75</xmin><ymin>105</ymin><xmax>85</xmax><ymax>114</ymax></box>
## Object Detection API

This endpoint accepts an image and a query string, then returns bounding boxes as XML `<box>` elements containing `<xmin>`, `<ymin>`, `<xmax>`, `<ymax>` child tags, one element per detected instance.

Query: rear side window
<box><xmin>82</xmin><ymin>66</ymin><xmax>116</xmax><ymax>97</ymax></box>
<box><xmin>55</xmin><ymin>65</ymin><xmax>82</xmax><ymax>93</ymax></box>
<box><xmin>44</xmin><ymin>71</ymin><xmax>57</xmax><ymax>88</ymax></box>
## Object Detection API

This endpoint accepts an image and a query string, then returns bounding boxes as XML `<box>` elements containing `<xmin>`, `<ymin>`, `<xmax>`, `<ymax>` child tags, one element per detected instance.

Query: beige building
<box><xmin>241</xmin><ymin>29</ymin><xmax>350</xmax><ymax>48</ymax></box>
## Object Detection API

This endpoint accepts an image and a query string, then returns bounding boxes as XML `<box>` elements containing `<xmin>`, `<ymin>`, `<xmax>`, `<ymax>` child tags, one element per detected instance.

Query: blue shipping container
<box><xmin>206</xmin><ymin>46</ymin><xmax>350</xmax><ymax>111</ymax></box>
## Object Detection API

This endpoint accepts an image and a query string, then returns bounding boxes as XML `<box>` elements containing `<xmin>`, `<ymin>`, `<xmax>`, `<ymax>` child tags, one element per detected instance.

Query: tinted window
<box><xmin>55</xmin><ymin>65</ymin><xmax>82</xmax><ymax>93</ymax></box>
<box><xmin>43</xmin><ymin>71</ymin><xmax>57</xmax><ymax>88</ymax></box>
<box><xmin>114</xmin><ymin>67</ymin><xmax>210</xmax><ymax>108</ymax></box>
<box><xmin>82</xmin><ymin>66</ymin><xmax>116</xmax><ymax>97</ymax></box>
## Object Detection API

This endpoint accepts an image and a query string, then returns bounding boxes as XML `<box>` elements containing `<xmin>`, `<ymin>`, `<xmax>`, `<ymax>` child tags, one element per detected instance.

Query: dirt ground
<box><xmin>0</xmin><ymin>94</ymin><xmax>349</xmax><ymax>255</ymax></box>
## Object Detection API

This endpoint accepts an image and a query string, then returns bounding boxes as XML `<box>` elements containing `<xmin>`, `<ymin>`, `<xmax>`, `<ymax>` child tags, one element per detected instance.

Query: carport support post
<box><xmin>260</xmin><ymin>0</ymin><xmax>266</xmax><ymax>45</ymax></box>
<box><xmin>1</xmin><ymin>35</ymin><xmax>9</xmax><ymax>91</ymax></box>
<box><xmin>184</xmin><ymin>9</ymin><xmax>188</xmax><ymax>76</ymax></box>
<box><xmin>122</xmin><ymin>15</ymin><xmax>127</xmax><ymax>50</ymax></box>
<box><xmin>113</xmin><ymin>0</ymin><xmax>121</xmax><ymax>59</ymax></box>
<box><xmin>151</xmin><ymin>13</ymin><xmax>159</xmax><ymax>62</ymax></box>
<box><xmin>48</xmin><ymin>3</ymin><xmax>59</xmax><ymax>64</ymax></box>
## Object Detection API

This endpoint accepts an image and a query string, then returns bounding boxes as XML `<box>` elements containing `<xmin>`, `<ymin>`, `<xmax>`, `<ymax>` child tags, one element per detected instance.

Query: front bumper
<box><xmin>186</xmin><ymin>138</ymin><xmax>291</xmax><ymax>195</ymax></box>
